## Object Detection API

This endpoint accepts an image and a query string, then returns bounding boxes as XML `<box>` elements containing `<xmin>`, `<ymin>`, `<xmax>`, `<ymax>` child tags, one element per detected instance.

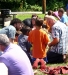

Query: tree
<box><xmin>42</xmin><ymin>0</ymin><xmax>46</xmax><ymax>14</ymax></box>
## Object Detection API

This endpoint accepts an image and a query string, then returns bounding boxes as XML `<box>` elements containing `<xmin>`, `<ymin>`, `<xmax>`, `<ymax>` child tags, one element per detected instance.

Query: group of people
<box><xmin>0</xmin><ymin>7</ymin><xmax>68</xmax><ymax>75</ymax></box>
<box><xmin>0</xmin><ymin>18</ymin><xmax>34</xmax><ymax>75</ymax></box>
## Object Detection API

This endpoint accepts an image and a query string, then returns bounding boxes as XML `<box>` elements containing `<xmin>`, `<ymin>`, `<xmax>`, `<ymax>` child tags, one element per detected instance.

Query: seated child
<box><xmin>18</xmin><ymin>25</ymin><xmax>32</xmax><ymax>64</ymax></box>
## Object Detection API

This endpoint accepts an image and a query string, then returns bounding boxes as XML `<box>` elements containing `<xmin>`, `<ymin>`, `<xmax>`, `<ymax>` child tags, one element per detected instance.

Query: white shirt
<box><xmin>0</xmin><ymin>63</ymin><xmax>8</xmax><ymax>75</ymax></box>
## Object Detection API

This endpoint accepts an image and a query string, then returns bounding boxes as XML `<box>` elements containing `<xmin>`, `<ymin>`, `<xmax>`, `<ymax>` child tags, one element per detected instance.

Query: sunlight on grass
<box><xmin>16</xmin><ymin>14</ymin><xmax>32</xmax><ymax>20</ymax></box>
<box><xmin>16</xmin><ymin>14</ymin><xmax>45</xmax><ymax>21</ymax></box>
<box><xmin>47</xmin><ymin>62</ymin><xmax>68</xmax><ymax>67</ymax></box>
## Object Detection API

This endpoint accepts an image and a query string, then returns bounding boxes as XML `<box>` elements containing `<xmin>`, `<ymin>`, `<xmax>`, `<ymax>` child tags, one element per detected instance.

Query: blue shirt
<box><xmin>50</xmin><ymin>21</ymin><xmax>68</xmax><ymax>54</ymax></box>
<box><xmin>67</xmin><ymin>15</ymin><xmax>68</xmax><ymax>23</ymax></box>
<box><xmin>60</xmin><ymin>14</ymin><xmax>68</xmax><ymax>24</ymax></box>
<box><xmin>0</xmin><ymin>43</ymin><xmax>34</xmax><ymax>75</ymax></box>
<box><xmin>0</xmin><ymin>25</ymin><xmax>16</xmax><ymax>39</ymax></box>
<box><xmin>18</xmin><ymin>34</ymin><xmax>32</xmax><ymax>52</ymax></box>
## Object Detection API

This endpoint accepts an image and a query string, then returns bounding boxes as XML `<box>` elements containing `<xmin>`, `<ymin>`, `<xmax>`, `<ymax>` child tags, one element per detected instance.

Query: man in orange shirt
<box><xmin>28</xmin><ymin>18</ymin><xmax>50</xmax><ymax>69</ymax></box>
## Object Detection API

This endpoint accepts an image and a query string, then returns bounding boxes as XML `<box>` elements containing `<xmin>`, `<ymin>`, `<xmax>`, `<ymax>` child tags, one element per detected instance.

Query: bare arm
<box><xmin>48</xmin><ymin>38</ymin><xmax>59</xmax><ymax>47</ymax></box>
<box><xmin>65</xmin><ymin>22</ymin><xmax>68</xmax><ymax>26</ymax></box>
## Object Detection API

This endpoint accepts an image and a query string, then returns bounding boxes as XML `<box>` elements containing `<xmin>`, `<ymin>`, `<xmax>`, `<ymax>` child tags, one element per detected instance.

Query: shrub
<box><xmin>30</xmin><ymin>5</ymin><xmax>42</xmax><ymax>11</ymax></box>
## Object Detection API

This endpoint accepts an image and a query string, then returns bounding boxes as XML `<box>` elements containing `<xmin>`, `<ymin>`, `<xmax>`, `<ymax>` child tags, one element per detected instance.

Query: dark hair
<box><xmin>35</xmin><ymin>18</ymin><xmax>43</xmax><ymax>27</ymax></box>
<box><xmin>42</xmin><ymin>24</ymin><xmax>48</xmax><ymax>29</ymax></box>
<box><xmin>58</xmin><ymin>8</ymin><xmax>64</xmax><ymax>14</ymax></box>
<box><xmin>21</xmin><ymin>26</ymin><xmax>31</xmax><ymax>35</ymax></box>
<box><xmin>48</xmin><ymin>10</ymin><xmax>53</xmax><ymax>15</ymax></box>
<box><xmin>31</xmin><ymin>16</ymin><xmax>38</xmax><ymax>28</ymax></box>
<box><xmin>31</xmin><ymin>14</ymin><xmax>38</xmax><ymax>18</ymax></box>
<box><xmin>31</xmin><ymin>17</ymin><xmax>37</xmax><ymax>20</ymax></box>
<box><xmin>10</xmin><ymin>18</ymin><xmax>22</xmax><ymax>26</ymax></box>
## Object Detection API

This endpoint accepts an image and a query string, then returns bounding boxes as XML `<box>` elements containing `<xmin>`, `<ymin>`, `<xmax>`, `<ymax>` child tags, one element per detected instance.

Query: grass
<box><xmin>16</xmin><ymin>14</ymin><xmax>45</xmax><ymax>20</ymax></box>
<box><xmin>34</xmin><ymin>62</ymin><xmax>68</xmax><ymax>75</ymax></box>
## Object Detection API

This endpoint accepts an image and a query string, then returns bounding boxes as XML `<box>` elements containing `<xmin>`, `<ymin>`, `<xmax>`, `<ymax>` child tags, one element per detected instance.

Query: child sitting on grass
<box><xmin>28</xmin><ymin>18</ymin><xmax>50</xmax><ymax>69</ymax></box>
<box><xmin>18</xmin><ymin>25</ymin><xmax>32</xmax><ymax>64</ymax></box>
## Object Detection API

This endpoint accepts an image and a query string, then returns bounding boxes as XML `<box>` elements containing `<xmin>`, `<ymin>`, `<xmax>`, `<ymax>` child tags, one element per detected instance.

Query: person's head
<box><xmin>48</xmin><ymin>10</ymin><xmax>53</xmax><ymax>16</ymax></box>
<box><xmin>35</xmin><ymin>18</ymin><xmax>43</xmax><ymax>27</ymax></box>
<box><xmin>44</xmin><ymin>15</ymin><xmax>49</xmax><ymax>20</ymax></box>
<box><xmin>21</xmin><ymin>26</ymin><xmax>31</xmax><ymax>36</ymax></box>
<box><xmin>31</xmin><ymin>17</ymin><xmax>37</xmax><ymax>26</ymax></box>
<box><xmin>31</xmin><ymin>14</ymin><xmax>38</xmax><ymax>27</ymax></box>
<box><xmin>31</xmin><ymin>14</ymin><xmax>38</xmax><ymax>18</ymax></box>
<box><xmin>58</xmin><ymin>8</ymin><xmax>64</xmax><ymax>18</ymax></box>
<box><xmin>10</xmin><ymin>18</ymin><xmax>22</xmax><ymax>30</ymax></box>
<box><xmin>46</xmin><ymin>16</ymin><xmax>57</xmax><ymax>32</ymax></box>
<box><xmin>0</xmin><ymin>34</ymin><xmax>10</xmax><ymax>51</ymax></box>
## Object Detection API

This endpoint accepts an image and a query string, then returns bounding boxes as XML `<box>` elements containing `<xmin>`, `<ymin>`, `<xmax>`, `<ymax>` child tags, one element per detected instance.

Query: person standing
<box><xmin>18</xmin><ymin>26</ymin><xmax>32</xmax><ymax>64</ymax></box>
<box><xmin>0</xmin><ymin>34</ymin><xmax>34</xmax><ymax>75</ymax></box>
<box><xmin>28</xmin><ymin>18</ymin><xmax>50</xmax><ymax>69</ymax></box>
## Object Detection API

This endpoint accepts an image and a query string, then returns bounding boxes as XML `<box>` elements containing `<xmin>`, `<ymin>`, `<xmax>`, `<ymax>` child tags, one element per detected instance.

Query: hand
<box><xmin>48</xmin><ymin>42</ymin><xmax>51</xmax><ymax>47</ymax></box>
<box><xmin>63</xmin><ymin>54</ymin><xmax>66</xmax><ymax>60</ymax></box>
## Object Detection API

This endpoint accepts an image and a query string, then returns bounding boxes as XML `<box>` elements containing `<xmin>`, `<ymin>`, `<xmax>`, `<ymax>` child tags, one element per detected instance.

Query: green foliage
<box><xmin>46</xmin><ymin>0</ymin><xmax>64</xmax><ymax>11</ymax></box>
<box><xmin>22</xmin><ymin>3</ymin><xmax>42</xmax><ymax>11</ymax></box>
<box><xmin>0</xmin><ymin>1</ymin><xmax>21</xmax><ymax>11</ymax></box>
<box><xmin>0</xmin><ymin>0</ymin><xmax>68</xmax><ymax>11</ymax></box>
<box><xmin>0</xmin><ymin>0</ymin><xmax>21</xmax><ymax>2</ymax></box>
<box><xmin>26</xmin><ymin>0</ymin><xmax>41</xmax><ymax>5</ymax></box>
<box><xmin>30</xmin><ymin>5</ymin><xmax>42</xmax><ymax>11</ymax></box>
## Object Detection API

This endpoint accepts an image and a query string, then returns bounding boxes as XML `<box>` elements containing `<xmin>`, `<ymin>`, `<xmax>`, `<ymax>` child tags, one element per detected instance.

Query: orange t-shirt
<box><xmin>28</xmin><ymin>29</ymin><xmax>50</xmax><ymax>58</ymax></box>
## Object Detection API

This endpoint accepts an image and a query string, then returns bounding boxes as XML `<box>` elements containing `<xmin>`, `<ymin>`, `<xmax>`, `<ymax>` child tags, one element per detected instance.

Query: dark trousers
<box><xmin>47</xmin><ymin>51</ymin><xmax>64</xmax><ymax>63</ymax></box>
<box><xmin>25</xmin><ymin>51</ymin><xmax>32</xmax><ymax>65</ymax></box>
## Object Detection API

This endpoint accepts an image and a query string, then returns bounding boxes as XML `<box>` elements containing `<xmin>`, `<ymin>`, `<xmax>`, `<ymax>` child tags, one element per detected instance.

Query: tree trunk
<box><xmin>42</xmin><ymin>0</ymin><xmax>46</xmax><ymax>14</ymax></box>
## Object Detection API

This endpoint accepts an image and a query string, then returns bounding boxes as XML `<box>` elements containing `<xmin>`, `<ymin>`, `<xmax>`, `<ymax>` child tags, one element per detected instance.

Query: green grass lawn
<box><xmin>16</xmin><ymin>14</ymin><xmax>45</xmax><ymax>20</ymax></box>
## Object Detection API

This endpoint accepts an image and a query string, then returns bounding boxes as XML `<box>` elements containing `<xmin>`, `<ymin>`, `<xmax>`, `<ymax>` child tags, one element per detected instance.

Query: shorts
<box><xmin>32</xmin><ymin>57</ymin><xmax>48</xmax><ymax>64</ymax></box>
